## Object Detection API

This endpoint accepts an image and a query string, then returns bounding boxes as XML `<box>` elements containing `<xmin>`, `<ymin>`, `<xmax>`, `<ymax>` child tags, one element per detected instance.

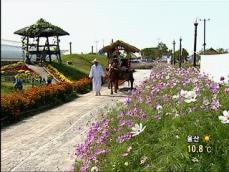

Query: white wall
<box><xmin>200</xmin><ymin>54</ymin><xmax>229</xmax><ymax>83</ymax></box>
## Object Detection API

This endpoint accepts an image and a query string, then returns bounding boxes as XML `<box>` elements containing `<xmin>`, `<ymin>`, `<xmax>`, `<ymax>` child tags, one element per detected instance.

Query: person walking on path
<box><xmin>89</xmin><ymin>59</ymin><xmax>105</xmax><ymax>96</ymax></box>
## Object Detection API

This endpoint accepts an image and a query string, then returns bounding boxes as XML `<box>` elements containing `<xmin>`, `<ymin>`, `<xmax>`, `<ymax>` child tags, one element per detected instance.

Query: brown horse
<box><xmin>108</xmin><ymin>61</ymin><xmax>119</xmax><ymax>94</ymax></box>
<box><xmin>107</xmin><ymin>59</ymin><xmax>134</xmax><ymax>94</ymax></box>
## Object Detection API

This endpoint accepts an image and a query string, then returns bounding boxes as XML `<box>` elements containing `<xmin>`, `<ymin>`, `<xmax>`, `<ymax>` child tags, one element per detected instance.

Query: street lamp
<box><xmin>199</xmin><ymin>18</ymin><xmax>210</xmax><ymax>53</ymax></box>
<box><xmin>179</xmin><ymin>37</ymin><xmax>182</xmax><ymax>68</ymax></box>
<box><xmin>69</xmin><ymin>42</ymin><xmax>72</xmax><ymax>54</ymax></box>
<box><xmin>193</xmin><ymin>19</ymin><xmax>198</xmax><ymax>67</ymax></box>
<box><xmin>173</xmin><ymin>40</ymin><xmax>176</xmax><ymax>65</ymax></box>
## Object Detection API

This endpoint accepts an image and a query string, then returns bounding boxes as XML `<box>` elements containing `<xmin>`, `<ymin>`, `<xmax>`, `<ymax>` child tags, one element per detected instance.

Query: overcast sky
<box><xmin>2</xmin><ymin>0</ymin><xmax>229</xmax><ymax>54</ymax></box>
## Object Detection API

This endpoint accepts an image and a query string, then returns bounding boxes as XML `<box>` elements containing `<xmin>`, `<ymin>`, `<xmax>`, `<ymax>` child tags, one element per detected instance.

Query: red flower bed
<box><xmin>14</xmin><ymin>65</ymin><xmax>33</xmax><ymax>71</ymax></box>
<box><xmin>72</xmin><ymin>77</ymin><xmax>92</xmax><ymax>92</ymax></box>
<box><xmin>1</xmin><ymin>77</ymin><xmax>92</xmax><ymax>122</ymax></box>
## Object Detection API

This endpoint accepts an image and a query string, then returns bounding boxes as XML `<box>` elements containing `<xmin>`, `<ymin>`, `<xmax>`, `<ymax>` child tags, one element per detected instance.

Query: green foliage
<box><xmin>50</xmin><ymin>54</ymin><xmax>108</xmax><ymax>80</ymax></box>
<box><xmin>157</xmin><ymin>42</ymin><xmax>168</xmax><ymax>55</ymax></box>
<box><xmin>17</xmin><ymin>18</ymin><xmax>68</xmax><ymax>37</ymax></box>
<box><xmin>174</xmin><ymin>48</ymin><xmax>189</xmax><ymax>62</ymax></box>
<box><xmin>216</xmin><ymin>48</ymin><xmax>228</xmax><ymax>54</ymax></box>
<box><xmin>1</xmin><ymin>82</ymin><xmax>15</xmax><ymax>95</ymax></box>
<box><xmin>141</xmin><ymin>48</ymin><xmax>159</xmax><ymax>59</ymax></box>
<box><xmin>141</xmin><ymin>42</ymin><xmax>170</xmax><ymax>59</ymax></box>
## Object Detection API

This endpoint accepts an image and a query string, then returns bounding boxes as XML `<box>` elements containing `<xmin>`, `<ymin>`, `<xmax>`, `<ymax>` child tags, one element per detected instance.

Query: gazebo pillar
<box><xmin>46</xmin><ymin>37</ymin><xmax>51</xmax><ymax>62</ymax></box>
<box><xmin>57</xmin><ymin>36</ymin><xmax>61</xmax><ymax>64</ymax></box>
<box><xmin>25</xmin><ymin>36</ymin><xmax>31</xmax><ymax>64</ymax></box>
<box><xmin>36</xmin><ymin>37</ymin><xmax>40</xmax><ymax>61</ymax></box>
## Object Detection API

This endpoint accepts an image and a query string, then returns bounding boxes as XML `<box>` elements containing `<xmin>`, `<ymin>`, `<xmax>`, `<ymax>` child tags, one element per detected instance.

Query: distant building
<box><xmin>199</xmin><ymin>48</ymin><xmax>219</xmax><ymax>55</ymax></box>
<box><xmin>1</xmin><ymin>39</ymin><xmax>68</xmax><ymax>64</ymax></box>
<box><xmin>1</xmin><ymin>40</ymin><xmax>24</xmax><ymax>62</ymax></box>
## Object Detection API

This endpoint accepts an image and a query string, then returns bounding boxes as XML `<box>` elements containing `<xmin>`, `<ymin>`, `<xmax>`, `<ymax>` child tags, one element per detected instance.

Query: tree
<box><xmin>157</xmin><ymin>42</ymin><xmax>168</xmax><ymax>57</ymax></box>
<box><xmin>174</xmin><ymin>48</ymin><xmax>189</xmax><ymax>63</ymax></box>
<box><xmin>181</xmin><ymin>48</ymin><xmax>189</xmax><ymax>61</ymax></box>
<box><xmin>216</xmin><ymin>48</ymin><xmax>228</xmax><ymax>54</ymax></box>
<box><xmin>141</xmin><ymin>42</ymin><xmax>169</xmax><ymax>60</ymax></box>
<box><xmin>141</xmin><ymin>47</ymin><xmax>159</xmax><ymax>60</ymax></box>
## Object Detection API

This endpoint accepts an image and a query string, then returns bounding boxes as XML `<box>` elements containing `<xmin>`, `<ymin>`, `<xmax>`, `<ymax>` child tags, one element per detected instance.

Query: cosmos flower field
<box><xmin>74</xmin><ymin>64</ymin><xmax>229</xmax><ymax>172</ymax></box>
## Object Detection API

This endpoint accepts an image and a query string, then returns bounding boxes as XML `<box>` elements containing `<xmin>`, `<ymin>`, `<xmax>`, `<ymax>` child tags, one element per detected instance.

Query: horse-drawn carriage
<box><xmin>99</xmin><ymin>40</ymin><xmax>140</xmax><ymax>94</ymax></box>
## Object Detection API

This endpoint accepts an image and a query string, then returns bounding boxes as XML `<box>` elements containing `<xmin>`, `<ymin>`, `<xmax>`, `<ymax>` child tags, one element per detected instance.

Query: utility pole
<box><xmin>173</xmin><ymin>40</ymin><xmax>176</xmax><ymax>65</ymax></box>
<box><xmin>91</xmin><ymin>45</ymin><xmax>94</xmax><ymax>54</ymax></box>
<box><xmin>199</xmin><ymin>18</ymin><xmax>210</xmax><ymax>53</ymax></box>
<box><xmin>193</xmin><ymin>20</ymin><xmax>198</xmax><ymax>67</ymax></box>
<box><xmin>69</xmin><ymin>42</ymin><xmax>72</xmax><ymax>54</ymax></box>
<box><xmin>179</xmin><ymin>37</ymin><xmax>182</xmax><ymax>68</ymax></box>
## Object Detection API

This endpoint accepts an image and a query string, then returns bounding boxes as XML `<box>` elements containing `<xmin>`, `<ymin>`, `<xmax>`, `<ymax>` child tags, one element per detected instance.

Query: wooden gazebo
<box><xmin>14</xmin><ymin>18</ymin><xmax>69</xmax><ymax>65</ymax></box>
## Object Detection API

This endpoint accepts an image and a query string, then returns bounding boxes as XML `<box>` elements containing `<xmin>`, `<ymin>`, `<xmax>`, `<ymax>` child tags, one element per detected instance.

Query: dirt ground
<box><xmin>1</xmin><ymin>69</ymin><xmax>151</xmax><ymax>172</ymax></box>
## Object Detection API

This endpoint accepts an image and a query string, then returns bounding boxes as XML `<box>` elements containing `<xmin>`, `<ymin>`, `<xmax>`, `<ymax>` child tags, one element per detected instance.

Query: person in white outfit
<box><xmin>89</xmin><ymin>59</ymin><xmax>105</xmax><ymax>96</ymax></box>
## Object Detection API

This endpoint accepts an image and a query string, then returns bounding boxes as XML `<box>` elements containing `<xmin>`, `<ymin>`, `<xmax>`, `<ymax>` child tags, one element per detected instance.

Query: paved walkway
<box><xmin>1</xmin><ymin>69</ymin><xmax>151</xmax><ymax>172</ymax></box>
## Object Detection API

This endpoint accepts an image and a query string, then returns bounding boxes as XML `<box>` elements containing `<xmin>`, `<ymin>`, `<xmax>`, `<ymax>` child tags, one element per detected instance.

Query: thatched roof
<box><xmin>100</xmin><ymin>40</ymin><xmax>140</xmax><ymax>53</ymax></box>
<box><xmin>14</xmin><ymin>18</ymin><xmax>69</xmax><ymax>37</ymax></box>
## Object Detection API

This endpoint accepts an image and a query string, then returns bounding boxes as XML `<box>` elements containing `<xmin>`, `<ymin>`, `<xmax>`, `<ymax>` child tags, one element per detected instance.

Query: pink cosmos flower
<box><xmin>117</xmin><ymin>132</ymin><xmax>132</xmax><ymax>143</ymax></box>
<box><xmin>211</xmin><ymin>98</ymin><xmax>220</xmax><ymax>111</ymax></box>
<box><xmin>123</xmin><ymin>97</ymin><xmax>132</xmax><ymax>105</ymax></box>
<box><xmin>146</xmin><ymin>96</ymin><xmax>152</xmax><ymax>104</ymax></box>
<box><xmin>95</xmin><ymin>149</ymin><xmax>106</xmax><ymax>155</ymax></box>
<box><xmin>209</xmin><ymin>83</ymin><xmax>220</xmax><ymax>94</ymax></box>
<box><xmin>220</xmin><ymin>76</ymin><xmax>225</xmax><ymax>81</ymax></box>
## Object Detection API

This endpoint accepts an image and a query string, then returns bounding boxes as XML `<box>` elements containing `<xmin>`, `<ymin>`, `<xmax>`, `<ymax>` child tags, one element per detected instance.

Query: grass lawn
<box><xmin>50</xmin><ymin>54</ymin><xmax>108</xmax><ymax>81</ymax></box>
<box><xmin>1</xmin><ymin>81</ymin><xmax>34</xmax><ymax>95</ymax></box>
<box><xmin>1</xmin><ymin>75</ymin><xmax>45</xmax><ymax>95</ymax></box>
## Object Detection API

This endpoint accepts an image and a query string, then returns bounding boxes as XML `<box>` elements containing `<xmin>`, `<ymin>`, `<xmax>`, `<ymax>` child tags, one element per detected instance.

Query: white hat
<box><xmin>93</xmin><ymin>58</ymin><xmax>98</xmax><ymax>63</ymax></box>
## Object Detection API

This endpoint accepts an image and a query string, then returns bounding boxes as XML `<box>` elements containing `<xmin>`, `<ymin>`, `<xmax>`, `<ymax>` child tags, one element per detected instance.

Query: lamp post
<box><xmin>199</xmin><ymin>18</ymin><xmax>210</xmax><ymax>53</ymax></box>
<box><xmin>193</xmin><ymin>20</ymin><xmax>198</xmax><ymax>67</ymax></box>
<box><xmin>173</xmin><ymin>40</ymin><xmax>176</xmax><ymax>65</ymax></box>
<box><xmin>179</xmin><ymin>37</ymin><xmax>182</xmax><ymax>68</ymax></box>
<box><xmin>69</xmin><ymin>42</ymin><xmax>72</xmax><ymax>54</ymax></box>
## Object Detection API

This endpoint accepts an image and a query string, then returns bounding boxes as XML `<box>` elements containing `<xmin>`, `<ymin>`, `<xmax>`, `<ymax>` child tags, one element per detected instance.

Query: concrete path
<box><xmin>1</xmin><ymin>69</ymin><xmax>151</xmax><ymax>172</ymax></box>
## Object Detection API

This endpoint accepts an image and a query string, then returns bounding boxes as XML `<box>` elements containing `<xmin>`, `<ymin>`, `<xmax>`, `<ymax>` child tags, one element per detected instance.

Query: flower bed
<box><xmin>1</xmin><ymin>61</ymin><xmax>33</xmax><ymax>75</ymax></box>
<box><xmin>1</xmin><ymin>82</ymin><xmax>73</xmax><ymax>121</ymax></box>
<box><xmin>1</xmin><ymin>61</ymin><xmax>40</xmax><ymax>82</ymax></box>
<box><xmin>1</xmin><ymin>77</ymin><xmax>92</xmax><ymax>123</ymax></box>
<box><xmin>74</xmin><ymin>64</ymin><xmax>229</xmax><ymax>172</ymax></box>
<box><xmin>46</xmin><ymin>64</ymin><xmax>73</xmax><ymax>83</ymax></box>
<box><xmin>72</xmin><ymin>77</ymin><xmax>92</xmax><ymax>93</ymax></box>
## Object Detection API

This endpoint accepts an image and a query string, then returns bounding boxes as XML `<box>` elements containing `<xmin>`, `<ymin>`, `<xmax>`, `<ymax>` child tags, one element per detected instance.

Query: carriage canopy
<box><xmin>99</xmin><ymin>40</ymin><xmax>140</xmax><ymax>70</ymax></box>
<box><xmin>99</xmin><ymin>40</ymin><xmax>140</xmax><ymax>56</ymax></box>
